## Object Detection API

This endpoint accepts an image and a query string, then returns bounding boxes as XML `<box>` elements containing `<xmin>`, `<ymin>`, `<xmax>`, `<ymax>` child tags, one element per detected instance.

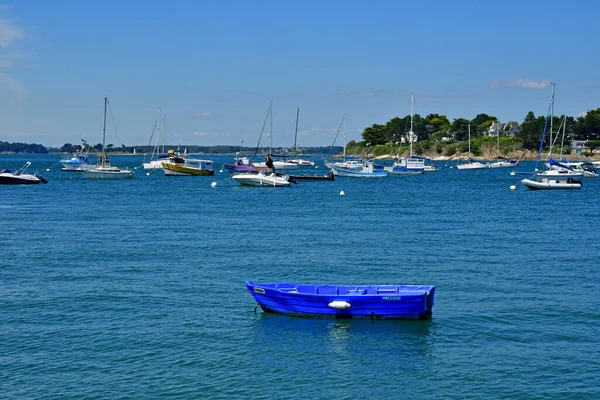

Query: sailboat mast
<box><xmin>157</xmin><ymin>108</ymin><xmax>162</xmax><ymax>154</ymax></box>
<box><xmin>269</xmin><ymin>100</ymin><xmax>273</xmax><ymax>154</ymax></box>
<box><xmin>549</xmin><ymin>82</ymin><xmax>555</xmax><ymax>159</ymax></box>
<box><xmin>343</xmin><ymin>113</ymin><xmax>347</xmax><ymax>162</ymax></box>
<box><xmin>293</xmin><ymin>108</ymin><xmax>299</xmax><ymax>155</ymax></box>
<box><xmin>102</xmin><ymin>97</ymin><xmax>107</xmax><ymax>167</ymax></box>
<box><xmin>468</xmin><ymin>124</ymin><xmax>471</xmax><ymax>160</ymax></box>
<box><xmin>163</xmin><ymin>113</ymin><xmax>167</xmax><ymax>154</ymax></box>
<box><xmin>409</xmin><ymin>93</ymin><xmax>414</xmax><ymax>157</ymax></box>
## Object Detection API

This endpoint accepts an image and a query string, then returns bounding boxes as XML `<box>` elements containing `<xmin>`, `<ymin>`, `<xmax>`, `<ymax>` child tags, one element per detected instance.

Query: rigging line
<box><xmin>327</xmin><ymin>114</ymin><xmax>346</xmax><ymax>158</ymax></box>
<box><xmin>254</xmin><ymin>102</ymin><xmax>271</xmax><ymax>159</ymax></box>
<box><xmin>534</xmin><ymin>99</ymin><xmax>553</xmax><ymax>172</ymax></box>
<box><xmin>106</xmin><ymin>99</ymin><xmax>124</xmax><ymax>148</ymax></box>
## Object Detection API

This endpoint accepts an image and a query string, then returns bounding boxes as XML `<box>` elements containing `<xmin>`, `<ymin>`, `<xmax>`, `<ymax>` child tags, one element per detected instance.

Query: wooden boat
<box><xmin>162</xmin><ymin>156</ymin><xmax>214</xmax><ymax>176</ymax></box>
<box><xmin>246</xmin><ymin>281</ymin><xmax>435</xmax><ymax>319</ymax></box>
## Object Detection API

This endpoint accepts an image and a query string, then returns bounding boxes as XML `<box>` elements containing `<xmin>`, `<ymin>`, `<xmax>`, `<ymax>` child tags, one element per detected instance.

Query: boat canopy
<box><xmin>549</xmin><ymin>158</ymin><xmax>572</xmax><ymax>170</ymax></box>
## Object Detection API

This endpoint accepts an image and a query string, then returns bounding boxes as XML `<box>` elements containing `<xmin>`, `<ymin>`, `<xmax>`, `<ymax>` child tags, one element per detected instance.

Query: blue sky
<box><xmin>1</xmin><ymin>0</ymin><xmax>598</xmax><ymax>148</ymax></box>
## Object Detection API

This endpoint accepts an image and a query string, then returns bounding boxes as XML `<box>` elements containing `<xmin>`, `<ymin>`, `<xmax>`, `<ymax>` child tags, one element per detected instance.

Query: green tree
<box><xmin>515</xmin><ymin>111</ymin><xmax>546</xmax><ymax>150</ymax></box>
<box><xmin>451</xmin><ymin>118</ymin><xmax>472</xmax><ymax>141</ymax></box>
<box><xmin>471</xmin><ymin>113</ymin><xmax>497</xmax><ymax>127</ymax></box>
<box><xmin>362</xmin><ymin>123</ymin><xmax>386</xmax><ymax>146</ymax></box>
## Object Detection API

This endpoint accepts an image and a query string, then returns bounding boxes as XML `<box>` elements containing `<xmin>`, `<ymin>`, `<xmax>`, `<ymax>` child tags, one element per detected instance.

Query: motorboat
<box><xmin>162</xmin><ymin>156</ymin><xmax>214</xmax><ymax>176</ymax></box>
<box><xmin>246</xmin><ymin>281</ymin><xmax>436</xmax><ymax>319</ymax></box>
<box><xmin>0</xmin><ymin>162</ymin><xmax>48</xmax><ymax>185</ymax></box>
<box><xmin>385</xmin><ymin>156</ymin><xmax>424</xmax><ymax>174</ymax></box>
<box><xmin>232</xmin><ymin>170</ymin><xmax>294</xmax><ymax>187</ymax></box>
<box><xmin>331</xmin><ymin>160</ymin><xmax>388</xmax><ymax>178</ymax></box>
<box><xmin>60</xmin><ymin>140</ymin><xmax>95</xmax><ymax>171</ymax></box>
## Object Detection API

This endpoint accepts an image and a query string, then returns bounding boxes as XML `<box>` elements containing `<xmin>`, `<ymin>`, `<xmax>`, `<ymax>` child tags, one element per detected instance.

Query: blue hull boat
<box><xmin>245</xmin><ymin>281</ymin><xmax>435</xmax><ymax>319</ymax></box>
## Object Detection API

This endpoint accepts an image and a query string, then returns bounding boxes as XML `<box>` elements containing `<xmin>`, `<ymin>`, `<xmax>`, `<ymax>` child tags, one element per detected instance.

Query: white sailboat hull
<box><xmin>142</xmin><ymin>160</ymin><xmax>164</xmax><ymax>170</ymax></box>
<box><xmin>82</xmin><ymin>167</ymin><xmax>134</xmax><ymax>179</ymax></box>
<box><xmin>456</xmin><ymin>162</ymin><xmax>486</xmax><ymax>170</ymax></box>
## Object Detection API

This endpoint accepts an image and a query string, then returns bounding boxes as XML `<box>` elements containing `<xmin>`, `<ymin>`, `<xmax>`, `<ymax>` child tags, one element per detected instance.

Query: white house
<box><xmin>488</xmin><ymin>122</ymin><xmax>519</xmax><ymax>138</ymax></box>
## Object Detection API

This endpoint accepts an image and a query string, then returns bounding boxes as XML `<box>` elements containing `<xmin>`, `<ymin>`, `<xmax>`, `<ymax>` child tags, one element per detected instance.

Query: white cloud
<box><xmin>489</xmin><ymin>79</ymin><xmax>551</xmax><ymax>90</ymax></box>
<box><xmin>0</xmin><ymin>71</ymin><xmax>29</xmax><ymax>100</ymax></box>
<box><xmin>193</xmin><ymin>131</ymin><xmax>210</xmax><ymax>136</ymax></box>
<box><xmin>0</xmin><ymin>17</ymin><xmax>24</xmax><ymax>47</ymax></box>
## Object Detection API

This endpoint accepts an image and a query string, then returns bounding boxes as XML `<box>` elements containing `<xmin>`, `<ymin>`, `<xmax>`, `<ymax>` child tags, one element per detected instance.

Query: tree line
<box><xmin>360</xmin><ymin>107</ymin><xmax>600</xmax><ymax>151</ymax></box>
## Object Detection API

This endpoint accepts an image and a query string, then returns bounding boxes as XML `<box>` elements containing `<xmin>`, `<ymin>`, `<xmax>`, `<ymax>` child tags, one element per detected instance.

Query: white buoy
<box><xmin>211</xmin><ymin>182</ymin><xmax>217</xmax><ymax>188</ymax></box>
<box><xmin>329</xmin><ymin>301</ymin><xmax>351</xmax><ymax>310</ymax></box>
<box><xmin>146</xmin><ymin>172</ymin><xmax>150</xmax><ymax>176</ymax></box>
<box><xmin>46</xmin><ymin>168</ymin><xmax>50</xmax><ymax>172</ymax></box>
<box><xmin>510</xmin><ymin>185</ymin><xmax>516</xmax><ymax>191</ymax></box>
<box><xmin>219</xmin><ymin>169</ymin><xmax>223</xmax><ymax>173</ymax></box>
<box><xmin>340</xmin><ymin>190</ymin><xmax>345</xmax><ymax>196</ymax></box>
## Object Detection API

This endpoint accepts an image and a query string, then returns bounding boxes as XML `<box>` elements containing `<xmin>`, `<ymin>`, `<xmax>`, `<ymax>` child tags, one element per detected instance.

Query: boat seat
<box><xmin>317</xmin><ymin>286</ymin><xmax>338</xmax><ymax>295</ymax></box>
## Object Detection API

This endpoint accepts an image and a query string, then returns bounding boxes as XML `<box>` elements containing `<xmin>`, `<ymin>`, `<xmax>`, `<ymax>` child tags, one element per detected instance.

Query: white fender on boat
<box><xmin>329</xmin><ymin>301</ymin><xmax>351</xmax><ymax>310</ymax></box>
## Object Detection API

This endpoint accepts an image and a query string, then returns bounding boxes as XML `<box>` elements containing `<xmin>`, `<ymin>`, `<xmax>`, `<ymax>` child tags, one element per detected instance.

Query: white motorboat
<box><xmin>0</xmin><ymin>162</ymin><xmax>48</xmax><ymax>185</ymax></box>
<box><xmin>331</xmin><ymin>160</ymin><xmax>388</xmax><ymax>178</ymax></box>
<box><xmin>488</xmin><ymin>157</ymin><xmax>519</xmax><ymax>169</ymax></box>
<box><xmin>60</xmin><ymin>139</ymin><xmax>95</xmax><ymax>171</ymax></box>
<box><xmin>83</xmin><ymin>98</ymin><xmax>134</xmax><ymax>180</ymax></box>
<box><xmin>233</xmin><ymin>171</ymin><xmax>293</xmax><ymax>187</ymax></box>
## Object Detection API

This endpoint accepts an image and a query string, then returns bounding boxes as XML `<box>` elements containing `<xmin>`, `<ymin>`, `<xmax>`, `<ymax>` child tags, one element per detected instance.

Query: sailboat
<box><xmin>488</xmin><ymin>121</ymin><xmax>519</xmax><ymax>168</ymax></box>
<box><xmin>142</xmin><ymin>108</ymin><xmax>170</xmax><ymax>170</ymax></box>
<box><xmin>250</xmin><ymin>101</ymin><xmax>295</xmax><ymax>170</ymax></box>
<box><xmin>385</xmin><ymin>94</ymin><xmax>425</xmax><ymax>175</ymax></box>
<box><xmin>83</xmin><ymin>98</ymin><xmax>134</xmax><ymax>179</ymax></box>
<box><xmin>324</xmin><ymin>114</ymin><xmax>362</xmax><ymax>171</ymax></box>
<box><xmin>522</xmin><ymin>83</ymin><xmax>582</xmax><ymax>190</ymax></box>
<box><xmin>288</xmin><ymin>109</ymin><xmax>314</xmax><ymax>167</ymax></box>
<box><xmin>456</xmin><ymin>124</ymin><xmax>486</xmax><ymax>170</ymax></box>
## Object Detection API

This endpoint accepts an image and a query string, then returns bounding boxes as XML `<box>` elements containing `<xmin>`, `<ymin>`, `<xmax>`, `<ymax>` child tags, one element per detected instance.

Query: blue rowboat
<box><xmin>245</xmin><ymin>281</ymin><xmax>435</xmax><ymax>319</ymax></box>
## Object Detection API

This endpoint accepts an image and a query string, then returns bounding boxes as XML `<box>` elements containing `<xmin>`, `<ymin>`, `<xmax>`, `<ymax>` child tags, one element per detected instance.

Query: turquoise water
<box><xmin>1</xmin><ymin>154</ymin><xmax>599</xmax><ymax>399</ymax></box>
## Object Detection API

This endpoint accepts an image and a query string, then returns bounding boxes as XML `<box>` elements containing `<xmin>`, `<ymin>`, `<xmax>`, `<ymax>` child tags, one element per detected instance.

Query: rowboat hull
<box><xmin>246</xmin><ymin>281</ymin><xmax>435</xmax><ymax>319</ymax></box>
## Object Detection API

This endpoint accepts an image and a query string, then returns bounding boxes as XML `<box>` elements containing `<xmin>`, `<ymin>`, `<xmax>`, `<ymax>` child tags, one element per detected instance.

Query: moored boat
<box><xmin>246</xmin><ymin>281</ymin><xmax>436</xmax><ymax>319</ymax></box>
<box><xmin>232</xmin><ymin>170</ymin><xmax>294</xmax><ymax>187</ymax></box>
<box><xmin>60</xmin><ymin>140</ymin><xmax>95</xmax><ymax>171</ymax></box>
<box><xmin>331</xmin><ymin>160</ymin><xmax>388</xmax><ymax>178</ymax></box>
<box><xmin>162</xmin><ymin>156</ymin><xmax>214</xmax><ymax>176</ymax></box>
<box><xmin>0</xmin><ymin>162</ymin><xmax>48</xmax><ymax>185</ymax></box>
<box><xmin>82</xmin><ymin>98</ymin><xmax>134</xmax><ymax>179</ymax></box>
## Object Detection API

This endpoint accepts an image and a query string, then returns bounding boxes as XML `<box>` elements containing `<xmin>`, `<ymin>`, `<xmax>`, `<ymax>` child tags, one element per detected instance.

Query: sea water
<box><xmin>1</xmin><ymin>154</ymin><xmax>599</xmax><ymax>399</ymax></box>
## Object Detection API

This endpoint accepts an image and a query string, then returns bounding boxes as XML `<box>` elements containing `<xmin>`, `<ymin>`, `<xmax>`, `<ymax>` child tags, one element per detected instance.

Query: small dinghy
<box><xmin>246</xmin><ymin>281</ymin><xmax>435</xmax><ymax>319</ymax></box>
